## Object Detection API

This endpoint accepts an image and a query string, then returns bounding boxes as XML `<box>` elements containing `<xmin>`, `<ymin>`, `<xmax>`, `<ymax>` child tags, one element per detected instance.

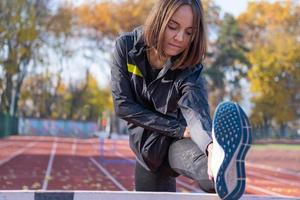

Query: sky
<box><xmin>69</xmin><ymin>0</ymin><xmax>280</xmax><ymax>17</ymax></box>
<box><xmin>214</xmin><ymin>0</ymin><xmax>251</xmax><ymax>16</ymax></box>
<box><xmin>214</xmin><ymin>0</ymin><xmax>280</xmax><ymax>17</ymax></box>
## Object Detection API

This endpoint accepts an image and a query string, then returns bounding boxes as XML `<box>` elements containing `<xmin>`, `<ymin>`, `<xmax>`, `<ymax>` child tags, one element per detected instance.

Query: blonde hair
<box><xmin>144</xmin><ymin>0</ymin><xmax>207</xmax><ymax>69</ymax></box>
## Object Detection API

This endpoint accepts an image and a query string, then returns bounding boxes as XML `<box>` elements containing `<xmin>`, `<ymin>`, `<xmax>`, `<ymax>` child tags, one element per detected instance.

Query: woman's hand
<box><xmin>207</xmin><ymin>143</ymin><xmax>213</xmax><ymax>180</ymax></box>
<box><xmin>183</xmin><ymin>127</ymin><xmax>191</xmax><ymax>138</ymax></box>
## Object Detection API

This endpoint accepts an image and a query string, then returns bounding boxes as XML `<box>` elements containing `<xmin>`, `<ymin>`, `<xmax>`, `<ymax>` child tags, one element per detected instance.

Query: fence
<box><xmin>0</xmin><ymin>113</ymin><xmax>126</xmax><ymax>139</ymax></box>
<box><xmin>252</xmin><ymin>127</ymin><xmax>300</xmax><ymax>141</ymax></box>
<box><xmin>18</xmin><ymin>118</ymin><xmax>99</xmax><ymax>138</ymax></box>
<box><xmin>0</xmin><ymin>113</ymin><xmax>18</xmax><ymax>138</ymax></box>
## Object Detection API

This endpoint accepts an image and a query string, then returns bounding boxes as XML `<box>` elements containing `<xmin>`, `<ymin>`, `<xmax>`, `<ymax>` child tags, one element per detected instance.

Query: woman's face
<box><xmin>163</xmin><ymin>5</ymin><xmax>194</xmax><ymax>57</ymax></box>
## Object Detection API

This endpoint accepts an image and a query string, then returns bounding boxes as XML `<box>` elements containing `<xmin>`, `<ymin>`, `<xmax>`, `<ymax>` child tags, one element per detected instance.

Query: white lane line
<box><xmin>176</xmin><ymin>179</ymin><xmax>203</xmax><ymax>193</ymax></box>
<box><xmin>115</xmin><ymin>152</ymin><xmax>135</xmax><ymax>163</ymax></box>
<box><xmin>42</xmin><ymin>137</ymin><xmax>58</xmax><ymax>190</ymax></box>
<box><xmin>71</xmin><ymin>138</ymin><xmax>77</xmax><ymax>155</ymax></box>
<box><xmin>247</xmin><ymin>185</ymin><xmax>297</xmax><ymax>198</ymax></box>
<box><xmin>106</xmin><ymin>141</ymin><xmax>293</xmax><ymax>194</ymax></box>
<box><xmin>0</xmin><ymin>142</ymin><xmax>36</xmax><ymax>166</ymax></box>
<box><xmin>116</xmin><ymin>152</ymin><xmax>203</xmax><ymax>192</ymax></box>
<box><xmin>89</xmin><ymin>141</ymin><xmax>127</xmax><ymax>191</ymax></box>
<box><xmin>247</xmin><ymin>171</ymin><xmax>300</xmax><ymax>187</ymax></box>
<box><xmin>247</xmin><ymin>162</ymin><xmax>300</xmax><ymax>177</ymax></box>
<box><xmin>0</xmin><ymin>142</ymin><xmax>12</xmax><ymax>149</ymax></box>
<box><xmin>113</xmin><ymin>145</ymin><xmax>203</xmax><ymax>193</ymax></box>
<box><xmin>89</xmin><ymin>157</ymin><xmax>127</xmax><ymax>191</ymax></box>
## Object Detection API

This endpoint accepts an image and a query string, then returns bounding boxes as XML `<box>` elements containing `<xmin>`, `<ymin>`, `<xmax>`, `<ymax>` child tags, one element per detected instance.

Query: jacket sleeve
<box><xmin>110</xmin><ymin>36</ymin><xmax>185</xmax><ymax>138</ymax></box>
<box><xmin>177</xmin><ymin>68</ymin><xmax>213</xmax><ymax>154</ymax></box>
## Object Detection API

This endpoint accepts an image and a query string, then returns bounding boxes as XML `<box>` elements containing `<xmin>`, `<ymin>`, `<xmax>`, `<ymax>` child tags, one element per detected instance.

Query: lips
<box><xmin>168</xmin><ymin>43</ymin><xmax>181</xmax><ymax>49</ymax></box>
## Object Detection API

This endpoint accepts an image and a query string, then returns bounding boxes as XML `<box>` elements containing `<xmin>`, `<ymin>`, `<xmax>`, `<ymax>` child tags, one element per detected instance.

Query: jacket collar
<box><xmin>128</xmin><ymin>27</ymin><xmax>179</xmax><ymax>79</ymax></box>
<box><xmin>128</xmin><ymin>26</ymin><xmax>146</xmax><ymax>57</ymax></box>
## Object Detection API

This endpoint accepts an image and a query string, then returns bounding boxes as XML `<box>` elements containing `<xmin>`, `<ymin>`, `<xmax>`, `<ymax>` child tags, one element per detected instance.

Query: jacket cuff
<box><xmin>191</xmin><ymin>129</ymin><xmax>212</xmax><ymax>155</ymax></box>
<box><xmin>177</xmin><ymin>125</ymin><xmax>186</xmax><ymax>139</ymax></box>
<box><xmin>205</xmin><ymin>141</ymin><xmax>213</xmax><ymax>157</ymax></box>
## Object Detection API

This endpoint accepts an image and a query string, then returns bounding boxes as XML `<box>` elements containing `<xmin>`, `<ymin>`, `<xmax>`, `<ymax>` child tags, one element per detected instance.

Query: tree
<box><xmin>206</xmin><ymin>13</ymin><xmax>249</xmax><ymax>109</ymax></box>
<box><xmin>238</xmin><ymin>0</ymin><xmax>300</xmax><ymax>48</ymax></box>
<box><xmin>64</xmin><ymin>70</ymin><xmax>113</xmax><ymax>121</ymax></box>
<box><xmin>18</xmin><ymin>71</ymin><xmax>67</xmax><ymax>118</ymax></box>
<box><xmin>19</xmin><ymin>70</ymin><xmax>113</xmax><ymax>121</ymax></box>
<box><xmin>74</xmin><ymin>0</ymin><xmax>156</xmax><ymax>39</ymax></box>
<box><xmin>0</xmin><ymin>0</ymin><xmax>72</xmax><ymax>116</ymax></box>
<box><xmin>248</xmin><ymin>33</ymin><xmax>300</xmax><ymax>137</ymax></box>
<box><xmin>81</xmin><ymin>73</ymin><xmax>113</xmax><ymax>121</ymax></box>
<box><xmin>239</xmin><ymin>0</ymin><xmax>300</xmax><ymax>137</ymax></box>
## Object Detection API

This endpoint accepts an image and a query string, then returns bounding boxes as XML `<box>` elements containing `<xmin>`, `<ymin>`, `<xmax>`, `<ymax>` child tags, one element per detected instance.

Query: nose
<box><xmin>174</xmin><ymin>30</ymin><xmax>184</xmax><ymax>42</ymax></box>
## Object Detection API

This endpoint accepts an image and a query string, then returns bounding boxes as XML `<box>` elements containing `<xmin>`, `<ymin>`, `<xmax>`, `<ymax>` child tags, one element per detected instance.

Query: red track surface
<box><xmin>0</xmin><ymin>136</ymin><xmax>299</xmax><ymax>198</ymax></box>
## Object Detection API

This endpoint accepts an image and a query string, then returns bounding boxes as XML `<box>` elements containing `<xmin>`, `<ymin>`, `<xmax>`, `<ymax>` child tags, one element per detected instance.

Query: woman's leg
<box><xmin>168</xmin><ymin>138</ymin><xmax>215</xmax><ymax>193</ymax></box>
<box><xmin>135</xmin><ymin>160</ymin><xmax>176</xmax><ymax>192</ymax></box>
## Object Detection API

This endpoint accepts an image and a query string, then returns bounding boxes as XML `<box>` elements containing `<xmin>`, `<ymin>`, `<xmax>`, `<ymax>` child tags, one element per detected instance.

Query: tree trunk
<box><xmin>1</xmin><ymin>73</ymin><xmax>13</xmax><ymax>113</ymax></box>
<box><xmin>263</xmin><ymin>115</ymin><xmax>271</xmax><ymax>138</ymax></box>
<box><xmin>280</xmin><ymin>123</ymin><xmax>287</xmax><ymax>138</ymax></box>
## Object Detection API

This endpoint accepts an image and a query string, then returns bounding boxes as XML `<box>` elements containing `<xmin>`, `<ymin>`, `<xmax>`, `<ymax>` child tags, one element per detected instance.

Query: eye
<box><xmin>167</xmin><ymin>24</ymin><xmax>177</xmax><ymax>30</ymax></box>
<box><xmin>186</xmin><ymin>31</ymin><xmax>192</xmax><ymax>36</ymax></box>
<box><xmin>167</xmin><ymin>21</ymin><xmax>178</xmax><ymax>30</ymax></box>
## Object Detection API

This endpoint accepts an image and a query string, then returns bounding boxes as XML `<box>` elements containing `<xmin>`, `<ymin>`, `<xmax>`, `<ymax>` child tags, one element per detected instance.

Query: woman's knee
<box><xmin>198</xmin><ymin>179</ymin><xmax>215</xmax><ymax>193</ymax></box>
<box><xmin>169</xmin><ymin>139</ymin><xmax>203</xmax><ymax>160</ymax></box>
<box><xmin>168</xmin><ymin>139</ymin><xmax>206</xmax><ymax>172</ymax></box>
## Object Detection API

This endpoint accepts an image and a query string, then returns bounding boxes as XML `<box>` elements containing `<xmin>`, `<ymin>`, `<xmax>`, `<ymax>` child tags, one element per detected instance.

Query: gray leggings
<box><xmin>135</xmin><ymin>138</ymin><xmax>215</xmax><ymax>192</ymax></box>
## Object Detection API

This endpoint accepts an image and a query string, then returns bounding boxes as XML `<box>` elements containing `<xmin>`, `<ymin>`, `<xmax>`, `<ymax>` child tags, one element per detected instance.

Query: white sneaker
<box><xmin>211</xmin><ymin>101</ymin><xmax>252</xmax><ymax>200</ymax></box>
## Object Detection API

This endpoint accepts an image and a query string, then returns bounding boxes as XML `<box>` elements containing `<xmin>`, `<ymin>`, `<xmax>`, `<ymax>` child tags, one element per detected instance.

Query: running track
<box><xmin>0</xmin><ymin>136</ymin><xmax>299</xmax><ymax>198</ymax></box>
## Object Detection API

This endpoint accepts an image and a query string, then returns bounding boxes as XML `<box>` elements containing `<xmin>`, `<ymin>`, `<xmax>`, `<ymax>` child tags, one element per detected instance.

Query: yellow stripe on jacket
<box><xmin>127</xmin><ymin>63</ymin><xmax>143</xmax><ymax>77</ymax></box>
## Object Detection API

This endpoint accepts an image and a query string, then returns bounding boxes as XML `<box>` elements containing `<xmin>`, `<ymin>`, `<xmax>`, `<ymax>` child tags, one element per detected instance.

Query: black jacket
<box><xmin>111</xmin><ymin>27</ymin><xmax>212</xmax><ymax>171</ymax></box>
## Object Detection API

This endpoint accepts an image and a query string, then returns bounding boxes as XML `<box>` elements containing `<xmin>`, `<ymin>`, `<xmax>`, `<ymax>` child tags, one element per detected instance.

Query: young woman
<box><xmin>111</xmin><ymin>0</ymin><xmax>252</xmax><ymax>199</ymax></box>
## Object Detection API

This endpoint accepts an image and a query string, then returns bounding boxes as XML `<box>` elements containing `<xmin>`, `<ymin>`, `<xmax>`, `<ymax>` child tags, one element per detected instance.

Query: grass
<box><xmin>252</xmin><ymin>144</ymin><xmax>300</xmax><ymax>151</ymax></box>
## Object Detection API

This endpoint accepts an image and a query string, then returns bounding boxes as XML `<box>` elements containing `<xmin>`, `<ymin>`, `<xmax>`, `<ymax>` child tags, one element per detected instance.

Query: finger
<box><xmin>207</xmin><ymin>169</ymin><xmax>213</xmax><ymax>180</ymax></box>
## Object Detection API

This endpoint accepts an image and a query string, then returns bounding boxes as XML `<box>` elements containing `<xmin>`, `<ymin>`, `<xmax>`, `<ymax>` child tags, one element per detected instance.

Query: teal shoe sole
<box><xmin>213</xmin><ymin>101</ymin><xmax>252</xmax><ymax>200</ymax></box>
